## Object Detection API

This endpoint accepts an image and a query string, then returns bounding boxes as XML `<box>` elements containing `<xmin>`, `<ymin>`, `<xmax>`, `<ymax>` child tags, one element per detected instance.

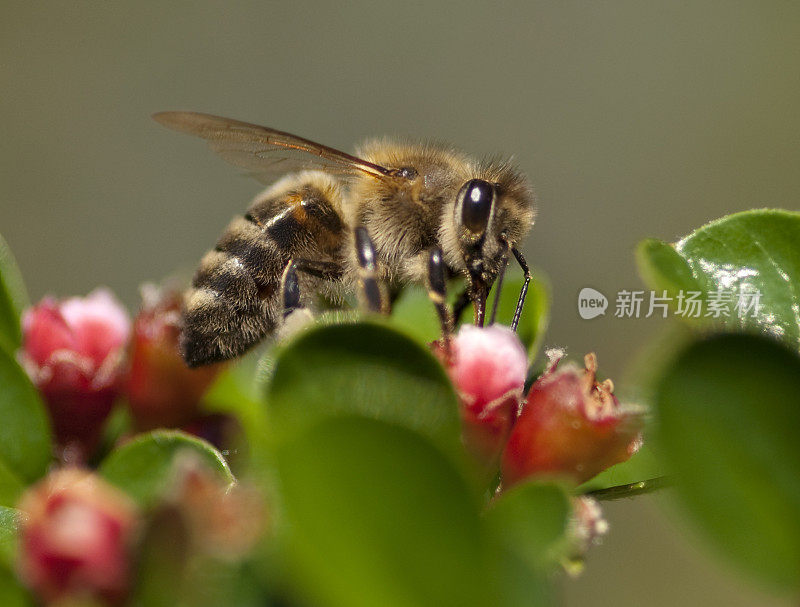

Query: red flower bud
<box><xmin>127</xmin><ymin>285</ymin><xmax>222</xmax><ymax>431</ymax></box>
<box><xmin>436</xmin><ymin>325</ymin><xmax>528</xmax><ymax>466</ymax></box>
<box><xmin>17</xmin><ymin>468</ymin><xmax>138</xmax><ymax>606</ymax></box>
<box><xmin>502</xmin><ymin>351</ymin><xmax>643</xmax><ymax>487</ymax></box>
<box><xmin>20</xmin><ymin>289</ymin><xmax>130</xmax><ymax>460</ymax></box>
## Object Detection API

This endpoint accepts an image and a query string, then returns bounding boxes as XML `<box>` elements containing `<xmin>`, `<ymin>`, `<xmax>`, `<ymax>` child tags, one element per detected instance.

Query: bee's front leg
<box><xmin>509</xmin><ymin>247</ymin><xmax>531</xmax><ymax>332</ymax></box>
<box><xmin>426</xmin><ymin>247</ymin><xmax>453</xmax><ymax>344</ymax></box>
<box><xmin>354</xmin><ymin>227</ymin><xmax>388</xmax><ymax>315</ymax></box>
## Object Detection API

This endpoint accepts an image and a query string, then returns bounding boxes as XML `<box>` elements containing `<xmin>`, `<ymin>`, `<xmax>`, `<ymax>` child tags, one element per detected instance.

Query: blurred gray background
<box><xmin>2</xmin><ymin>2</ymin><xmax>798</xmax><ymax>605</ymax></box>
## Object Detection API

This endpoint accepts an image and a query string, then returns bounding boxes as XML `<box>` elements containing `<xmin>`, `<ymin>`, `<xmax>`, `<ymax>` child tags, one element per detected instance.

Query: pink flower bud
<box><xmin>502</xmin><ymin>351</ymin><xmax>643</xmax><ymax>487</ymax></box>
<box><xmin>17</xmin><ymin>468</ymin><xmax>138</xmax><ymax>606</ymax></box>
<box><xmin>20</xmin><ymin>289</ymin><xmax>130</xmax><ymax>460</ymax></box>
<box><xmin>127</xmin><ymin>285</ymin><xmax>222</xmax><ymax>431</ymax></box>
<box><xmin>435</xmin><ymin>325</ymin><xmax>528</xmax><ymax>466</ymax></box>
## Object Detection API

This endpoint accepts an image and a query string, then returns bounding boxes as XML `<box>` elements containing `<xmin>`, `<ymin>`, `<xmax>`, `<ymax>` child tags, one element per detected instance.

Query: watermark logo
<box><xmin>578</xmin><ymin>287</ymin><xmax>763</xmax><ymax>319</ymax></box>
<box><xmin>578</xmin><ymin>287</ymin><xmax>608</xmax><ymax>319</ymax></box>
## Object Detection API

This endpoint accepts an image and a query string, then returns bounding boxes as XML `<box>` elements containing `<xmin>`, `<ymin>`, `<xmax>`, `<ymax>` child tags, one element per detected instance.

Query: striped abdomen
<box><xmin>181</xmin><ymin>173</ymin><xmax>346</xmax><ymax>367</ymax></box>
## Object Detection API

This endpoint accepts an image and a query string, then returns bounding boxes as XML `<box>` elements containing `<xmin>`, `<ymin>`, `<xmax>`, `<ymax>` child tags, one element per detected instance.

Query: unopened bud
<box><xmin>502</xmin><ymin>351</ymin><xmax>643</xmax><ymax>487</ymax></box>
<box><xmin>20</xmin><ymin>289</ymin><xmax>130</xmax><ymax>460</ymax></box>
<box><xmin>16</xmin><ymin>468</ymin><xmax>138</xmax><ymax>606</ymax></box>
<box><xmin>127</xmin><ymin>284</ymin><xmax>222</xmax><ymax>431</ymax></box>
<box><xmin>435</xmin><ymin>324</ymin><xmax>528</xmax><ymax>466</ymax></box>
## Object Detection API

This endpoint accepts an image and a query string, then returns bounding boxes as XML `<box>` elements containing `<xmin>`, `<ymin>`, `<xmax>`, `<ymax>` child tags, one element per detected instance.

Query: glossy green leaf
<box><xmin>637</xmin><ymin>209</ymin><xmax>800</xmax><ymax>350</ymax></box>
<box><xmin>266</xmin><ymin>322</ymin><xmax>462</xmax><ymax>456</ymax></box>
<box><xmin>100</xmin><ymin>430</ymin><xmax>234</xmax><ymax>506</ymax></box>
<box><xmin>0</xmin><ymin>347</ymin><xmax>52</xmax><ymax>482</ymax></box>
<box><xmin>485</xmin><ymin>481</ymin><xmax>571</xmax><ymax>570</ymax></box>
<box><xmin>276</xmin><ymin>416</ymin><xmax>491</xmax><ymax>607</ymax></box>
<box><xmin>655</xmin><ymin>333</ymin><xmax>800</xmax><ymax>590</ymax></box>
<box><xmin>0</xmin><ymin>234</ymin><xmax>28</xmax><ymax>355</ymax></box>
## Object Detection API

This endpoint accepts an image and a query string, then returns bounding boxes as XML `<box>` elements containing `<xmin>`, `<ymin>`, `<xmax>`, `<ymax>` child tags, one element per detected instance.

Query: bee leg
<box><xmin>452</xmin><ymin>289</ymin><xmax>471</xmax><ymax>326</ymax></box>
<box><xmin>427</xmin><ymin>247</ymin><xmax>453</xmax><ymax>342</ymax></box>
<box><xmin>354</xmin><ymin>226</ymin><xmax>388</xmax><ymax>314</ymax></box>
<box><xmin>488</xmin><ymin>254</ymin><xmax>510</xmax><ymax>325</ymax></box>
<box><xmin>281</xmin><ymin>261</ymin><xmax>302</xmax><ymax>318</ymax></box>
<box><xmin>292</xmin><ymin>259</ymin><xmax>343</xmax><ymax>281</ymax></box>
<box><xmin>472</xmin><ymin>285</ymin><xmax>488</xmax><ymax>328</ymax></box>
<box><xmin>510</xmin><ymin>247</ymin><xmax>531</xmax><ymax>332</ymax></box>
<box><xmin>281</xmin><ymin>259</ymin><xmax>343</xmax><ymax>318</ymax></box>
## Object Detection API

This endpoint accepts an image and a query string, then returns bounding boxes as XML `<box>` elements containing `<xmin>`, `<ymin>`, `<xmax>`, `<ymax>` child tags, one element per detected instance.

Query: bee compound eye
<box><xmin>460</xmin><ymin>179</ymin><xmax>495</xmax><ymax>235</ymax></box>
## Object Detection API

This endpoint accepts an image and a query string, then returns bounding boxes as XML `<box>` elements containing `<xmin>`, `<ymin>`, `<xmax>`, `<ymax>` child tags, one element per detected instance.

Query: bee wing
<box><xmin>152</xmin><ymin>111</ymin><xmax>394</xmax><ymax>181</ymax></box>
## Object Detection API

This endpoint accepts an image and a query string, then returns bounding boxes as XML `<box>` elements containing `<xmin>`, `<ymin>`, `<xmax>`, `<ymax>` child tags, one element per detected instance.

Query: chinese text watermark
<box><xmin>578</xmin><ymin>288</ymin><xmax>762</xmax><ymax>320</ymax></box>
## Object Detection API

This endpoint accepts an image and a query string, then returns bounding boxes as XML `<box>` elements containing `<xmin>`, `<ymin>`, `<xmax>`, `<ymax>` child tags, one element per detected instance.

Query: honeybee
<box><xmin>153</xmin><ymin>112</ymin><xmax>536</xmax><ymax>367</ymax></box>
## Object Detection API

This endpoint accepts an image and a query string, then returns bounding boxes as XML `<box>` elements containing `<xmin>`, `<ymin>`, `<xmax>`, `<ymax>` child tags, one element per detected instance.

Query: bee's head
<box><xmin>452</xmin><ymin>165</ymin><xmax>536</xmax><ymax>314</ymax></box>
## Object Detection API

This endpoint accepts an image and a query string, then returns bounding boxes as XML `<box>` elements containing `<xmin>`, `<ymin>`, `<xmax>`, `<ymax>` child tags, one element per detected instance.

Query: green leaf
<box><xmin>131</xmin><ymin>505</ymin><xmax>192</xmax><ymax>607</ymax></box>
<box><xmin>0</xmin><ymin>507</ymin><xmax>21</xmax><ymax>568</ymax></box>
<box><xmin>388</xmin><ymin>286</ymin><xmax>441</xmax><ymax>345</ymax></box>
<box><xmin>655</xmin><ymin>333</ymin><xmax>800</xmax><ymax>590</ymax></box>
<box><xmin>637</xmin><ymin>209</ymin><xmax>800</xmax><ymax>351</ymax></box>
<box><xmin>100</xmin><ymin>430</ymin><xmax>234</xmax><ymax>506</ymax></box>
<box><xmin>490</xmin><ymin>549</ymin><xmax>555</xmax><ymax>607</ymax></box>
<box><xmin>0</xmin><ymin>234</ymin><xmax>29</xmax><ymax>355</ymax></box>
<box><xmin>0</xmin><ymin>565</ymin><xmax>31</xmax><ymax>607</ymax></box>
<box><xmin>0</xmin><ymin>460</ymin><xmax>24</xmax><ymax>509</ymax></box>
<box><xmin>276</xmin><ymin>416</ymin><xmax>491</xmax><ymax>607</ymax></box>
<box><xmin>265</xmin><ymin>322</ymin><xmax>462</xmax><ymax>456</ymax></box>
<box><xmin>485</xmin><ymin>480</ymin><xmax>571</xmax><ymax>570</ymax></box>
<box><xmin>0</xmin><ymin>348</ymin><xmax>52</xmax><ymax>482</ymax></box>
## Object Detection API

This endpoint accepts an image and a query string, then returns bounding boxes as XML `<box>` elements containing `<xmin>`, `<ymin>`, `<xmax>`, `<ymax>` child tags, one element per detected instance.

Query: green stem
<box><xmin>587</xmin><ymin>476</ymin><xmax>672</xmax><ymax>500</ymax></box>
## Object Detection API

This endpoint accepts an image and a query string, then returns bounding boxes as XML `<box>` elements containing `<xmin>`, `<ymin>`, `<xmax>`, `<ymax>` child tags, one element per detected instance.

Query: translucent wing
<box><xmin>152</xmin><ymin>111</ymin><xmax>394</xmax><ymax>181</ymax></box>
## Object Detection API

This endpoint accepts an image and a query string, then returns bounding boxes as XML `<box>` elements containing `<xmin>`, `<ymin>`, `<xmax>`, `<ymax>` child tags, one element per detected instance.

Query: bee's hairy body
<box><xmin>184</xmin><ymin>171</ymin><xmax>347</xmax><ymax>366</ymax></box>
<box><xmin>154</xmin><ymin>112</ymin><xmax>536</xmax><ymax>367</ymax></box>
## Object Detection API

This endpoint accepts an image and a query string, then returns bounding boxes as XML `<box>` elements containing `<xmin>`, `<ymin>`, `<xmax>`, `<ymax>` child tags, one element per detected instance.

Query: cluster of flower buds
<box><xmin>15</xmin><ymin>457</ymin><xmax>266</xmax><ymax>605</ymax></box>
<box><xmin>19</xmin><ymin>285</ymin><xmax>226</xmax><ymax>461</ymax></box>
<box><xmin>437</xmin><ymin>326</ymin><xmax>643</xmax><ymax>488</ymax></box>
